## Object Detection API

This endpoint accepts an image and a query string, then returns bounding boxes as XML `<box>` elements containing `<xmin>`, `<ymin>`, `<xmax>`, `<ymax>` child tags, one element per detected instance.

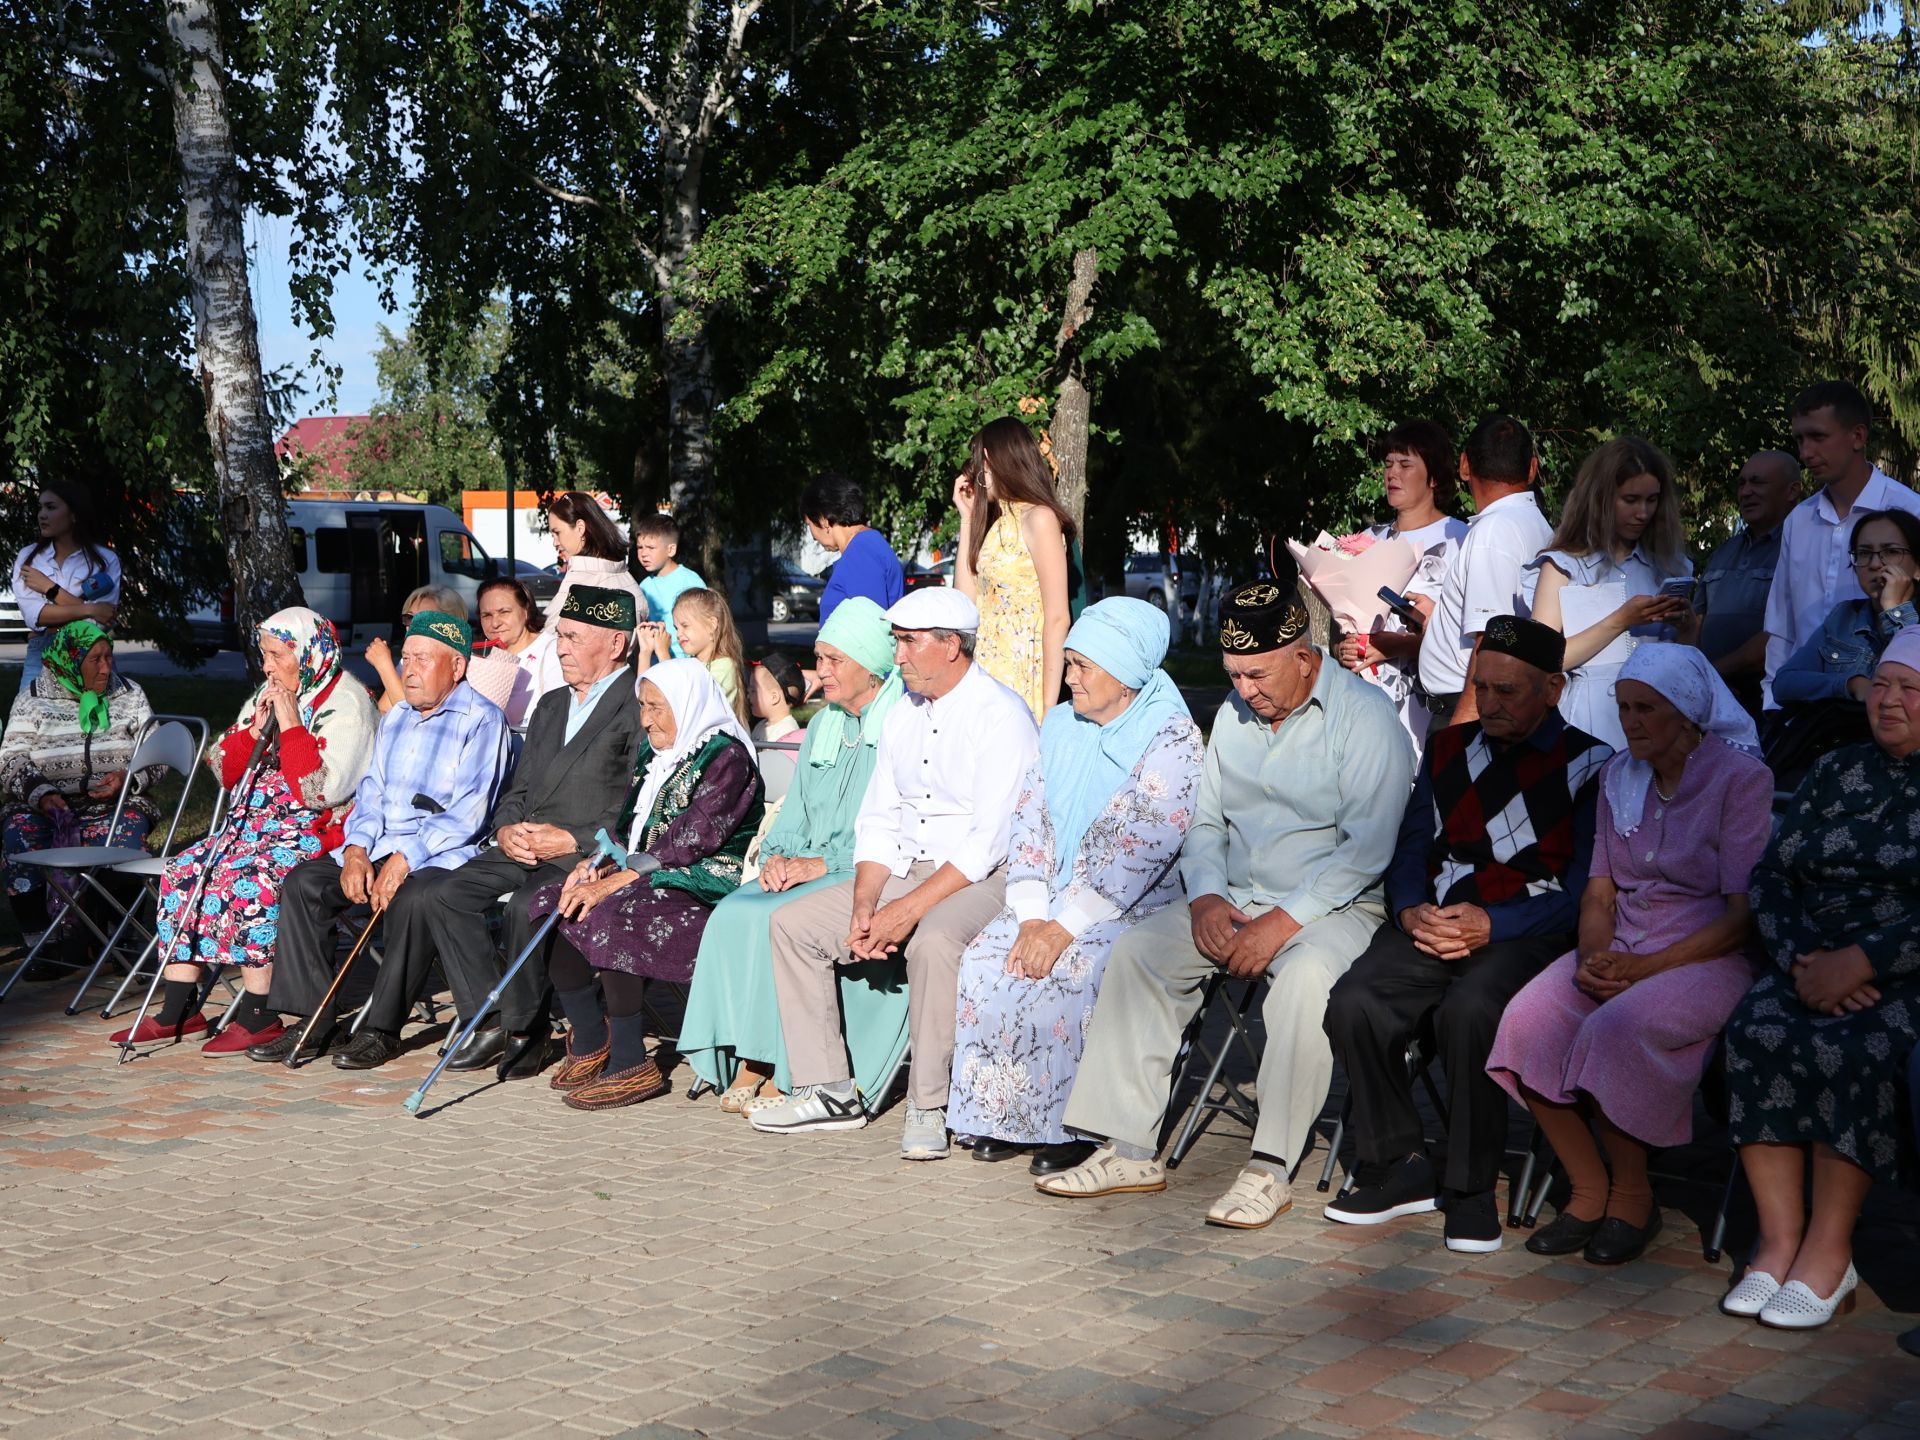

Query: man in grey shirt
<box><xmin>1696</xmin><ymin>451</ymin><xmax>1801</xmax><ymax>714</ymax></box>
<box><xmin>1037</xmin><ymin>578</ymin><xmax>1413</xmax><ymax>1229</ymax></box>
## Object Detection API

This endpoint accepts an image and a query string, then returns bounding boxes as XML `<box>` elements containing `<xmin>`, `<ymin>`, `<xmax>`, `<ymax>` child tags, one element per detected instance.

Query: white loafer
<box><xmin>1719</xmin><ymin>1268</ymin><xmax>1784</xmax><ymax>1318</ymax></box>
<box><xmin>1758</xmin><ymin>1265</ymin><xmax>1859</xmax><ymax>1330</ymax></box>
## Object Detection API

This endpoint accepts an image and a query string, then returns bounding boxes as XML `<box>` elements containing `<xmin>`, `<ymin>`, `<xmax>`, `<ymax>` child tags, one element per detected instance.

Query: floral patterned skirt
<box><xmin>156</xmin><ymin>770</ymin><xmax>327</xmax><ymax>969</ymax></box>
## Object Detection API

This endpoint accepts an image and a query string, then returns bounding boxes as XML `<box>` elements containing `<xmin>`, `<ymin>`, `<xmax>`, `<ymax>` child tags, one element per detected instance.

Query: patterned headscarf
<box><xmin>44</xmin><ymin>620</ymin><xmax>113</xmax><ymax>734</ymax></box>
<box><xmin>257</xmin><ymin>607</ymin><xmax>344</xmax><ymax>727</ymax></box>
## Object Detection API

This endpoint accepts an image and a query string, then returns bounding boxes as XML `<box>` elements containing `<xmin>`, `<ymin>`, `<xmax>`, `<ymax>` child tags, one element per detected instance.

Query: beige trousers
<box><xmin>1062</xmin><ymin>898</ymin><xmax>1385</xmax><ymax>1164</ymax></box>
<box><xmin>769</xmin><ymin>862</ymin><xmax>1007</xmax><ymax>1109</ymax></box>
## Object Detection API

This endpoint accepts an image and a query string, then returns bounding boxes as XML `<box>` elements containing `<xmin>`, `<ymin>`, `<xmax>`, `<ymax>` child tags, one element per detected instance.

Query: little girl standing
<box><xmin>658</xmin><ymin>588</ymin><xmax>752</xmax><ymax>729</ymax></box>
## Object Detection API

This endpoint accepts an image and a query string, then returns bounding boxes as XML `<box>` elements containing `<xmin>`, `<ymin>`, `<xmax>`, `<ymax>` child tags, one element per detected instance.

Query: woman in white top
<box><xmin>10</xmin><ymin>482</ymin><xmax>121</xmax><ymax>685</ymax></box>
<box><xmin>1335</xmin><ymin>420</ymin><xmax>1468</xmax><ymax>757</ymax></box>
<box><xmin>1527</xmin><ymin>437</ymin><xmax>1696</xmax><ymax>751</ymax></box>
<box><xmin>471</xmin><ymin>575</ymin><xmax>545</xmax><ymax>726</ymax></box>
<box><xmin>523</xmin><ymin>491</ymin><xmax>651</xmax><ymax>697</ymax></box>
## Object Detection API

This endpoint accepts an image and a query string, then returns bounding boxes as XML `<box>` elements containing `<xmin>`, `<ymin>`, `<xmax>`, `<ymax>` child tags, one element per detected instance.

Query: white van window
<box><xmin>287</xmin><ymin>527</ymin><xmax>308</xmax><ymax>572</ymax></box>
<box><xmin>438</xmin><ymin>530</ymin><xmax>492</xmax><ymax>579</ymax></box>
<box><xmin>314</xmin><ymin>528</ymin><xmax>351</xmax><ymax>573</ymax></box>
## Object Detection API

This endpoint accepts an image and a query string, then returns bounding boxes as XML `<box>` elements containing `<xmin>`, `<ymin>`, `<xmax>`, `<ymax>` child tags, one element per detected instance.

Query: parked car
<box><xmin>506</xmin><ymin>557</ymin><xmax>562</xmax><ymax>609</ymax></box>
<box><xmin>1123</xmin><ymin>551</ymin><xmax>1199</xmax><ymax>618</ymax></box>
<box><xmin>903</xmin><ymin>556</ymin><xmax>954</xmax><ymax>592</ymax></box>
<box><xmin>770</xmin><ymin>560</ymin><xmax>826</xmax><ymax>622</ymax></box>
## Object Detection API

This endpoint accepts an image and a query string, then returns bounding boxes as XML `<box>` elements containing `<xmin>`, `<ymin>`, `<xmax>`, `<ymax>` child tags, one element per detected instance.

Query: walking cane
<box><xmin>116</xmin><ymin>715</ymin><xmax>281</xmax><ymax>1064</ymax></box>
<box><xmin>283</xmin><ymin>913</ymin><xmax>380</xmax><ymax>1067</ymax></box>
<box><xmin>401</xmin><ymin>841</ymin><xmax>658</xmax><ymax>1116</ymax></box>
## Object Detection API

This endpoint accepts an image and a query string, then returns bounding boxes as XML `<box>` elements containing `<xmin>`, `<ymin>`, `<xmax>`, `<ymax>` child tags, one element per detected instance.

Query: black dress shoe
<box><xmin>445</xmin><ymin>1028</ymin><xmax>510</xmax><ymax>1072</ymax></box>
<box><xmin>498</xmin><ymin>1031</ymin><xmax>556</xmax><ymax>1081</ymax></box>
<box><xmin>248</xmin><ymin>1022</ymin><xmax>326</xmax><ymax>1064</ymax></box>
<box><xmin>1029</xmin><ymin>1140</ymin><xmax>1099</xmax><ymax>1176</ymax></box>
<box><xmin>1525</xmin><ymin>1209</ymin><xmax>1604</xmax><ymax>1256</ymax></box>
<box><xmin>331</xmin><ymin>1029</ymin><xmax>403</xmax><ymax>1071</ymax></box>
<box><xmin>1899</xmin><ymin>1325</ymin><xmax>1920</xmax><ymax>1359</ymax></box>
<box><xmin>971</xmin><ymin>1136</ymin><xmax>1032</xmax><ymax>1164</ymax></box>
<box><xmin>1584</xmin><ymin>1208</ymin><xmax>1663</xmax><ymax>1265</ymax></box>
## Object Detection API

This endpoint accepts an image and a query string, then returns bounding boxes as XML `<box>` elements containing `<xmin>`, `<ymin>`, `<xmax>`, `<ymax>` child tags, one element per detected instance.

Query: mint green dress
<box><xmin>680</xmin><ymin>701</ymin><xmax>907</xmax><ymax>1096</ymax></box>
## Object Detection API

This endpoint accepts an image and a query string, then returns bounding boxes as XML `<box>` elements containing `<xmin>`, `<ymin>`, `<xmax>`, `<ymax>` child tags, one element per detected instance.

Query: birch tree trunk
<box><xmin>1049</xmin><ymin>247</ymin><xmax>1099</xmax><ymax>536</ymax></box>
<box><xmin>165</xmin><ymin>0</ymin><xmax>301</xmax><ymax>667</ymax></box>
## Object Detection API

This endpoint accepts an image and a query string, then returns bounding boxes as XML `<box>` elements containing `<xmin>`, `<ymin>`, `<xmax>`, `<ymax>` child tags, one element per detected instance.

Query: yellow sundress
<box><xmin>975</xmin><ymin>501</ymin><xmax>1049</xmax><ymax>720</ymax></box>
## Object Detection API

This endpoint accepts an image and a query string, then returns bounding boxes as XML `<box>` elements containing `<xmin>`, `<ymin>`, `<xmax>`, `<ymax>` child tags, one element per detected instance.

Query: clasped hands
<box><xmin>249</xmin><ymin>680</ymin><xmax>301</xmax><ymax>737</ymax></box>
<box><xmin>1190</xmin><ymin>894</ymin><xmax>1300</xmax><ymax>979</ymax></box>
<box><xmin>845</xmin><ymin>893</ymin><xmax>921</xmax><ymax>961</ymax></box>
<box><xmin>557</xmin><ymin>853</ymin><xmax>639</xmax><ymax>920</ymax></box>
<box><xmin>1573</xmin><ymin>946</ymin><xmax>1659</xmax><ymax>1000</ymax></box>
<box><xmin>1791</xmin><ymin>944</ymin><xmax>1878</xmax><ymax>1016</ymax></box>
<box><xmin>759</xmin><ymin>853</ymin><xmax>828</xmax><ymax>894</ymax></box>
<box><xmin>496</xmin><ymin>821</ymin><xmax>575</xmax><ymax>866</ymax></box>
<box><xmin>339</xmin><ymin>845</ymin><xmax>411</xmax><ymax>914</ymax></box>
<box><xmin>1004</xmin><ymin>919</ymin><xmax>1073</xmax><ymax>980</ymax></box>
<box><xmin>1398</xmin><ymin>902</ymin><xmax>1491</xmax><ymax>961</ymax></box>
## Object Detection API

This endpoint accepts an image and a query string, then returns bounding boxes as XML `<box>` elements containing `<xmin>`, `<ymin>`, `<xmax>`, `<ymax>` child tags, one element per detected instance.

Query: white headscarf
<box><xmin>1604</xmin><ymin>642</ymin><xmax>1760</xmax><ymax>837</ymax></box>
<box><xmin>627</xmin><ymin>657</ymin><xmax>756</xmax><ymax>851</ymax></box>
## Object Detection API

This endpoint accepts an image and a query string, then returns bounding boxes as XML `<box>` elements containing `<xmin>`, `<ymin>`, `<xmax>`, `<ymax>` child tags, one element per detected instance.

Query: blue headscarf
<box><xmin>1040</xmin><ymin>597</ymin><xmax>1191</xmax><ymax>882</ymax></box>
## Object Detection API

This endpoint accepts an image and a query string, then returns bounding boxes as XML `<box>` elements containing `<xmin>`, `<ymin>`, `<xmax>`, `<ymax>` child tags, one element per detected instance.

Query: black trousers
<box><xmin>268</xmin><ymin>858</ymin><xmax>437</xmax><ymax>1019</ymax></box>
<box><xmin>1324</xmin><ymin>926</ymin><xmax>1566</xmax><ymax>1194</ymax></box>
<box><xmin>356</xmin><ymin>848</ymin><xmax>572</xmax><ymax>1036</ymax></box>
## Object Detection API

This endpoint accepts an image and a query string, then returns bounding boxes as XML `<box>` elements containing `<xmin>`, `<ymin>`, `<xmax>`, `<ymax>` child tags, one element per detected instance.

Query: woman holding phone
<box><xmin>1527</xmin><ymin>437</ymin><xmax>1695</xmax><ymax>751</ymax></box>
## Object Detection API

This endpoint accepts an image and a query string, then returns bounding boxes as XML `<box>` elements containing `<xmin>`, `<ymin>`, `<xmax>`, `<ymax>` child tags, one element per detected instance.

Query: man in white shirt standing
<box><xmin>1418</xmin><ymin>415</ymin><xmax>1555</xmax><ymax>726</ymax></box>
<box><xmin>1762</xmin><ymin>380</ymin><xmax>1920</xmax><ymax>704</ymax></box>
<box><xmin>755</xmin><ymin>586</ymin><xmax>1038</xmax><ymax>1160</ymax></box>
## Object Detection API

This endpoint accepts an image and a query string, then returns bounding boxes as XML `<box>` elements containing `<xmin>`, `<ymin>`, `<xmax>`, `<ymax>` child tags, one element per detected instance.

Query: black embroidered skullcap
<box><xmin>1479</xmin><ymin>614</ymin><xmax>1565</xmax><ymax>674</ymax></box>
<box><xmin>1219</xmin><ymin>554</ymin><xmax>1310</xmax><ymax>655</ymax></box>
<box><xmin>561</xmin><ymin>584</ymin><xmax>637</xmax><ymax>632</ymax></box>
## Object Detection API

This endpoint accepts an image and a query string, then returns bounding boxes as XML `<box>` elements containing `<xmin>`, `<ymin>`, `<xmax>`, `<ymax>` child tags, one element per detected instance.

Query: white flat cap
<box><xmin>885</xmin><ymin>585</ymin><xmax>980</xmax><ymax>632</ymax></box>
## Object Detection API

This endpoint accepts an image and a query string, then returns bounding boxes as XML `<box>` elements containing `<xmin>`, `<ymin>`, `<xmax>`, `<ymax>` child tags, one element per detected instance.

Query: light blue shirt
<box><xmin>339</xmin><ymin>681</ymin><xmax>512</xmax><ymax>872</ymax></box>
<box><xmin>640</xmin><ymin>565</ymin><xmax>705</xmax><ymax>657</ymax></box>
<box><xmin>565</xmin><ymin>665</ymin><xmax>631</xmax><ymax>744</ymax></box>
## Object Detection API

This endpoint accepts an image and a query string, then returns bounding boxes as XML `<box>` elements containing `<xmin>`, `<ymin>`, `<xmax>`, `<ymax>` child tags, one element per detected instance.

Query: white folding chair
<box><xmin>755</xmin><ymin>742</ymin><xmax>799</xmax><ymax>804</ymax></box>
<box><xmin>0</xmin><ymin>715</ymin><xmax>209</xmax><ymax>1007</ymax></box>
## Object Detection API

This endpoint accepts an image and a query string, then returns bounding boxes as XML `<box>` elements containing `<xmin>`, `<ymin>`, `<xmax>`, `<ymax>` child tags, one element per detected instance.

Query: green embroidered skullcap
<box><xmin>406</xmin><ymin>610</ymin><xmax>473</xmax><ymax>658</ymax></box>
<box><xmin>561</xmin><ymin>584</ymin><xmax>637</xmax><ymax>631</ymax></box>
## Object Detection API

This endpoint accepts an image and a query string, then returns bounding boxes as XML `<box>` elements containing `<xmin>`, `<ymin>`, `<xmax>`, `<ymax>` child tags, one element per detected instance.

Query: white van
<box><xmin>188</xmin><ymin>498</ymin><xmax>559</xmax><ymax>651</ymax></box>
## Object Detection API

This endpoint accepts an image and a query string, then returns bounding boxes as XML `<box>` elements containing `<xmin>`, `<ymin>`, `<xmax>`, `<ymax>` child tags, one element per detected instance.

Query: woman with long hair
<box><xmin>1336</xmin><ymin>420</ymin><xmax>1467</xmax><ymax>758</ymax></box>
<box><xmin>524</xmin><ymin>492</ymin><xmax>648</xmax><ymax>695</ymax></box>
<box><xmin>954</xmin><ymin>417</ymin><xmax>1076</xmax><ymax>721</ymax></box>
<box><xmin>1527</xmin><ymin>437</ymin><xmax>1695</xmax><ymax>750</ymax></box>
<box><xmin>11</xmin><ymin>481</ymin><xmax>121</xmax><ymax>685</ymax></box>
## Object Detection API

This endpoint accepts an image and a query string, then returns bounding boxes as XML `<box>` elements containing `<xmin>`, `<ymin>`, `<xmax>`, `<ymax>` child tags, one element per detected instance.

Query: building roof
<box><xmin>276</xmin><ymin>416</ymin><xmax>369</xmax><ymax>484</ymax></box>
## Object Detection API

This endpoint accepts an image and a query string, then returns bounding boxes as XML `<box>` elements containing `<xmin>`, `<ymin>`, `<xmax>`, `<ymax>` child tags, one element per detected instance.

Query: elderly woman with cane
<box><xmin>680</xmin><ymin>598</ymin><xmax>906</xmax><ymax>1113</ymax></box>
<box><xmin>114</xmin><ymin>609</ymin><xmax>378</xmax><ymax>1052</ymax></box>
<box><xmin>530</xmin><ymin>659</ymin><xmax>764</xmax><ymax>1111</ymax></box>
<box><xmin>950</xmin><ymin>596</ymin><xmax>1204</xmax><ymax>1175</ymax></box>
<box><xmin>1487</xmin><ymin>643</ymin><xmax>1770</xmax><ymax>1265</ymax></box>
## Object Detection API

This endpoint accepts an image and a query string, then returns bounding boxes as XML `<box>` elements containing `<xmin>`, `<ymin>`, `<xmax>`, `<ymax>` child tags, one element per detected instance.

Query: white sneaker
<box><xmin>748</xmin><ymin>1084</ymin><xmax>869</xmax><ymax>1133</ymax></box>
<box><xmin>1207</xmin><ymin>1167</ymin><xmax>1292</xmax><ymax>1229</ymax></box>
<box><xmin>901</xmin><ymin>1104</ymin><xmax>950</xmax><ymax>1160</ymax></box>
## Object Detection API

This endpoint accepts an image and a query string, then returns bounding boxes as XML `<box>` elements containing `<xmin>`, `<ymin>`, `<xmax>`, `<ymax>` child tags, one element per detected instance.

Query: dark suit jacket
<box><xmin>490</xmin><ymin>669</ymin><xmax>643</xmax><ymax>856</ymax></box>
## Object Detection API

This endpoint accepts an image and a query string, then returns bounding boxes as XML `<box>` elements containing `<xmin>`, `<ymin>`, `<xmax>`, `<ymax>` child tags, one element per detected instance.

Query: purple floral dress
<box><xmin>950</xmin><ymin>715</ymin><xmax>1203</xmax><ymax>1144</ymax></box>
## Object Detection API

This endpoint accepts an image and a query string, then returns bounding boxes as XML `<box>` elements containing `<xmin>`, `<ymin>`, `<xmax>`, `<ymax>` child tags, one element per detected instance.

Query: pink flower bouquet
<box><xmin>1285</xmin><ymin>530</ymin><xmax>1418</xmax><ymax>634</ymax></box>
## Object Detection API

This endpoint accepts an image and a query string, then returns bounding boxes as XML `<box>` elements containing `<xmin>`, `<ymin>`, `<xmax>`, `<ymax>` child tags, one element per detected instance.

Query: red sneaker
<box><xmin>202</xmin><ymin>1018</ymin><xmax>285</xmax><ymax>1056</ymax></box>
<box><xmin>108</xmin><ymin>1011</ymin><xmax>210</xmax><ymax>1046</ymax></box>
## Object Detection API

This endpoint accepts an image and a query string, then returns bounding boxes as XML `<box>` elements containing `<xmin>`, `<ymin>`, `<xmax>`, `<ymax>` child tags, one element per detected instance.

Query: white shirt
<box><xmin>11</xmin><ymin>543</ymin><xmax>122</xmax><ymax>639</ymax></box>
<box><xmin>1762</xmin><ymin>466</ymin><xmax>1920</xmax><ymax>703</ymax></box>
<box><xmin>853</xmin><ymin>660</ymin><xmax>1038</xmax><ymax>882</ymax></box>
<box><xmin>1418</xmin><ymin>489</ymin><xmax>1553</xmax><ymax>695</ymax></box>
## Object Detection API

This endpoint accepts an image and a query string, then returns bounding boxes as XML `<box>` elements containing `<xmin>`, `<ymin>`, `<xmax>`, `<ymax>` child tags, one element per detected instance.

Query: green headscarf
<box><xmin>807</xmin><ymin>597</ymin><xmax>902</xmax><ymax>757</ymax></box>
<box><xmin>45</xmin><ymin>620</ymin><xmax>113</xmax><ymax>734</ymax></box>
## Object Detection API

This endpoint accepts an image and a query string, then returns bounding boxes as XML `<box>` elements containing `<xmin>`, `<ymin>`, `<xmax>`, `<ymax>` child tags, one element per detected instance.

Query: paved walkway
<box><xmin>1</xmin><ymin>975</ymin><xmax>1915</xmax><ymax>1440</ymax></box>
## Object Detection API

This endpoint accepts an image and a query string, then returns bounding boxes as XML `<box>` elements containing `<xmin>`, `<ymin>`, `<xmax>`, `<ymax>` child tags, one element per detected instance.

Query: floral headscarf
<box><xmin>44</xmin><ymin>620</ymin><xmax>113</xmax><ymax>734</ymax></box>
<box><xmin>257</xmin><ymin>607</ymin><xmax>344</xmax><ymax>727</ymax></box>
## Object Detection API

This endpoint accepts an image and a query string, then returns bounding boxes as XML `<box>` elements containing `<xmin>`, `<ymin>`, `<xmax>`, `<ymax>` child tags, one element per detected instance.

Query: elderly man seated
<box><xmin>249</xmin><ymin>612</ymin><xmax>511</xmax><ymax>1059</ymax></box>
<box><xmin>315</xmin><ymin>587</ymin><xmax>644</xmax><ymax>1074</ymax></box>
<box><xmin>751</xmin><ymin>586</ymin><xmax>1037</xmax><ymax>1160</ymax></box>
<box><xmin>1323</xmin><ymin>615</ymin><xmax>1611</xmax><ymax>1253</ymax></box>
<box><xmin>1036</xmin><ymin>577</ymin><xmax>1413</xmax><ymax>1228</ymax></box>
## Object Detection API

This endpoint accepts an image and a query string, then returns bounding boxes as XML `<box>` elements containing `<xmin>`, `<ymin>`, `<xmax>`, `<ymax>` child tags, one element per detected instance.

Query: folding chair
<box><xmin>0</xmin><ymin>715</ymin><xmax>209</xmax><ymax>1006</ymax></box>
<box><xmin>1162</xmin><ymin>970</ymin><xmax>1265</xmax><ymax>1170</ymax></box>
<box><xmin>755</xmin><ymin>743</ymin><xmax>799</xmax><ymax>805</ymax></box>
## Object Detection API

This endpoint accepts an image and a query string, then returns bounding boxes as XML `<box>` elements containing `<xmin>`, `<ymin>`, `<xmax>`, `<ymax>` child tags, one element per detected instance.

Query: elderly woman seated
<box><xmin>680</xmin><ymin>600</ymin><xmax>905</xmax><ymax>1113</ymax></box>
<box><xmin>0</xmin><ymin>621</ymin><xmax>160</xmax><ymax>966</ymax></box>
<box><xmin>1717</xmin><ymin>632</ymin><xmax>1920</xmax><ymax>1329</ymax></box>
<box><xmin>119</xmin><ymin>608</ymin><xmax>378</xmax><ymax>1050</ymax></box>
<box><xmin>1487</xmin><ymin>645</ymin><xmax>1771</xmax><ymax>1265</ymax></box>
<box><xmin>530</xmin><ymin>659</ymin><xmax>764</xmax><ymax>1111</ymax></box>
<box><xmin>949</xmin><ymin>596</ymin><xmax>1203</xmax><ymax>1175</ymax></box>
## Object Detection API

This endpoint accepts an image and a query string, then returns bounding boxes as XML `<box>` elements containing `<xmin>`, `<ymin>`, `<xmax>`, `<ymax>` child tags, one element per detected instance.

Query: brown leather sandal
<box><xmin>562</xmin><ymin>1059</ymin><xmax>669</xmax><ymax>1111</ymax></box>
<box><xmin>548</xmin><ymin>1039</ymin><xmax>611</xmax><ymax>1092</ymax></box>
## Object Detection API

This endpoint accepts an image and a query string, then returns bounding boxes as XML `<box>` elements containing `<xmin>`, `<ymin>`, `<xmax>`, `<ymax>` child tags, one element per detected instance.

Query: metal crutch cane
<box><xmin>402</xmin><ymin>842</ymin><xmax>657</xmax><ymax>1115</ymax></box>
<box><xmin>283</xmin><ymin>914</ymin><xmax>380</xmax><ymax>1067</ymax></box>
<box><xmin>116</xmin><ymin>717</ymin><xmax>278</xmax><ymax>1063</ymax></box>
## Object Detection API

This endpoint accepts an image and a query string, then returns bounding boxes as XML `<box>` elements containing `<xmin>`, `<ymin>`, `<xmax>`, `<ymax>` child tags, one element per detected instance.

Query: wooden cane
<box><xmin>283</xmin><ymin>913</ymin><xmax>381</xmax><ymax>1067</ymax></box>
